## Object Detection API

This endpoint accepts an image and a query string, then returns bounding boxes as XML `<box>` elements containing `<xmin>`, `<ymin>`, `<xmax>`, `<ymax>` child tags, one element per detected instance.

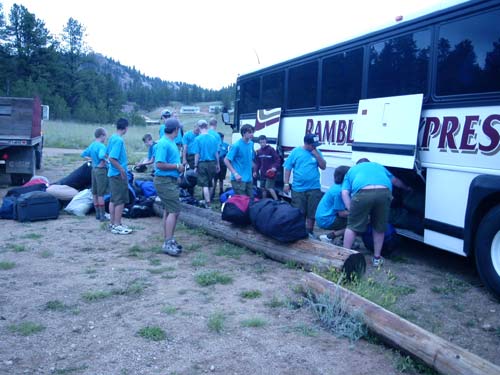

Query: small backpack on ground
<box><xmin>249</xmin><ymin>199</ymin><xmax>307</xmax><ymax>242</ymax></box>
<box><xmin>221</xmin><ymin>195</ymin><xmax>255</xmax><ymax>225</ymax></box>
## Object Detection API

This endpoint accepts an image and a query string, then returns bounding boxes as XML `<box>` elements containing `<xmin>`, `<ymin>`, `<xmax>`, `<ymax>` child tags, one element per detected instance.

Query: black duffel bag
<box><xmin>249</xmin><ymin>199</ymin><xmax>307</xmax><ymax>243</ymax></box>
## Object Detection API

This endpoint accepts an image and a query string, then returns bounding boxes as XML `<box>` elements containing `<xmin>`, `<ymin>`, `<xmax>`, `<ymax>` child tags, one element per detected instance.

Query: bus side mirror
<box><xmin>221</xmin><ymin>109</ymin><xmax>234</xmax><ymax>130</ymax></box>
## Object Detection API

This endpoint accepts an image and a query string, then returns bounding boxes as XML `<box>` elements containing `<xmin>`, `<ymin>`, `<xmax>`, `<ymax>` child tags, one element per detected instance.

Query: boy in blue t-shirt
<box><xmin>107</xmin><ymin>118</ymin><xmax>132</xmax><ymax>235</ymax></box>
<box><xmin>214</xmin><ymin>132</ymin><xmax>229</xmax><ymax>197</ymax></box>
<box><xmin>316</xmin><ymin>166</ymin><xmax>350</xmax><ymax>243</ymax></box>
<box><xmin>224</xmin><ymin>124</ymin><xmax>255</xmax><ymax>197</ymax></box>
<box><xmin>134</xmin><ymin>133</ymin><xmax>157</xmax><ymax>173</ymax></box>
<box><xmin>81</xmin><ymin>127</ymin><xmax>108</xmax><ymax>221</ymax></box>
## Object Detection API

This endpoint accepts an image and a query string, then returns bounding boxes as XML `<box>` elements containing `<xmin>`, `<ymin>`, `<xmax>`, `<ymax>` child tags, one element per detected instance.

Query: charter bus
<box><xmin>221</xmin><ymin>0</ymin><xmax>500</xmax><ymax>297</ymax></box>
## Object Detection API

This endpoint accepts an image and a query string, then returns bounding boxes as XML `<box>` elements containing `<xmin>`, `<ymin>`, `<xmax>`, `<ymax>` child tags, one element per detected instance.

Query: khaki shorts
<box><xmin>328</xmin><ymin>216</ymin><xmax>348</xmax><ymax>231</ymax></box>
<box><xmin>347</xmin><ymin>188</ymin><xmax>392</xmax><ymax>233</ymax></box>
<box><xmin>154</xmin><ymin>176</ymin><xmax>180</xmax><ymax>213</ymax></box>
<box><xmin>197</xmin><ymin>161</ymin><xmax>217</xmax><ymax>187</ymax></box>
<box><xmin>231</xmin><ymin>180</ymin><xmax>253</xmax><ymax>197</ymax></box>
<box><xmin>217</xmin><ymin>160</ymin><xmax>227</xmax><ymax>180</ymax></box>
<box><xmin>109</xmin><ymin>175</ymin><xmax>129</xmax><ymax>205</ymax></box>
<box><xmin>291</xmin><ymin>189</ymin><xmax>322</xmax><ymax>219</ymax></box>
<box><xmin>92</xmin><ymin>167</ymin><xmax>108</xmax><ymax>196</ymax></box>
<box><xmin>260</xmin><ymin>177</ymin><xmax>276</xmax><ymax>190</ymax></box>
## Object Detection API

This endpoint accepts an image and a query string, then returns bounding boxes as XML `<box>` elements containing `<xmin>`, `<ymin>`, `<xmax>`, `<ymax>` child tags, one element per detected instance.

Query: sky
<box><xmin>1</xmin><ymin>0</ymin><xmax>466</xmax><ymax>90</ymax></box>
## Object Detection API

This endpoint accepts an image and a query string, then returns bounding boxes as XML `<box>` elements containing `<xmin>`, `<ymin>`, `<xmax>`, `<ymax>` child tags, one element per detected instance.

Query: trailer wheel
<box><xmin>475</xmin><ymin>205</ymin><xmax>500</xmax><ymax>299</ymax></box>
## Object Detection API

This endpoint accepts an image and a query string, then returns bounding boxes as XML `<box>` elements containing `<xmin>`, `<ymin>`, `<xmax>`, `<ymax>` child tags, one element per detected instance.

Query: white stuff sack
<box><xmin>64</xmin><ymin>189</ymin><xmax>93</xmax><ymax>216</ymax></box>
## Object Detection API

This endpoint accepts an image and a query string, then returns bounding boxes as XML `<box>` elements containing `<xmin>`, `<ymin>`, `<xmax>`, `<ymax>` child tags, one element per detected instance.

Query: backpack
<box><xmin>0</xmin><ymin>196</ymin><xmax>17</xmax><ymax>219</ymax></box>
<box><xmin>249</xmin><ymin>199</ymin><xmax>308</xmax><ymax>242</ymax></box>
<box><xmin>221</xmin><ymin>195</ymin><xmax>255</xmax><ymax>225</ymax></box>
<box><xmin>362</xmin><ymin>223</ymin><xmax>399</xmax><ymax>257</ymax></box>
<box><xmin>135</xmin><ymin>180</ymin><xmax>157</xmax><ymax>197</ymax></box>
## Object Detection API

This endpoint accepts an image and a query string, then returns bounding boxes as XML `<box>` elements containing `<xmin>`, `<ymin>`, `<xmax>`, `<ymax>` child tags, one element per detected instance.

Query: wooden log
<box><xmin>302</xmin><ymin>272</ymin><xmax>500</xmax><ymax>375</ymax></box>
<box><xmin>169</xmin><ymin>202</ymin><xmax>366</xmax><ymax>277</ymax></box>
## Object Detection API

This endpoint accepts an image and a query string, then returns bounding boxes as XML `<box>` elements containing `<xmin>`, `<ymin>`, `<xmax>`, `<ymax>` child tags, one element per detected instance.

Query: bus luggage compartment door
<box><xmin>351</xmin><ymin>94</ymin><xmax>423</xmax><ymax>169</ymax></box>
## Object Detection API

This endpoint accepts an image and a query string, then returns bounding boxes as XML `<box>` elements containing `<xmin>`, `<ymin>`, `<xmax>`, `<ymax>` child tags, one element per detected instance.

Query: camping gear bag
<box><xmin>221</xmin><ymin>195</ymin><xmax>254</xmax><ymax>225</ymax></box>
<box><xmin>249</xmin><ymin>199</ymin><xmax>307</xmax><ymax>242</ymax></box>
<box><xmin>55</xmin><ymin>161</ymin><xmax>92</xmax><ymax>190</ymax></box>
<box><xmin>6</xmin><ymin>183</ymin><xmax>47</xmax><ymax>198</ymax></box>
<box><xmin>362</xmin><ymin>223</ymin><xmax>399</xmax><ymax>257</ymax></box>
<box><xmin>46</xmin><ymin>184</ymin><xmax>79</xmax><ymax>202</ymax></box>
<box><xmin>15</xmin><ymin>191</ymin><xmax>60</xmax><ymax>222</ymax></box>
<box><xmin>0</xmin><ymin>196</ymin><xmax>17</xmax><ymax>219</ymax></box>
<box><xmin>64</xmin><ymin>189</ymin><xmax>93</xmax><ymax>216</ymax></box>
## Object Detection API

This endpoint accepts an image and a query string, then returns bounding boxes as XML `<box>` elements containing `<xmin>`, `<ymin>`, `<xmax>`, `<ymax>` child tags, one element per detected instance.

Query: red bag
<box><xmin>221</xmin><ymin>195</ymin><xmax>256</xmax><ymax>225</ymax></box>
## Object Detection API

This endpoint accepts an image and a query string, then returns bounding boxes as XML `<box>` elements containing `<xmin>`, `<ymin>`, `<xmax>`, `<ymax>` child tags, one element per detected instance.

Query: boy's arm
<box><xmin>109</xmin><ymin>157</ymin><xmax>127</xmax><ymax>180</ymax></box>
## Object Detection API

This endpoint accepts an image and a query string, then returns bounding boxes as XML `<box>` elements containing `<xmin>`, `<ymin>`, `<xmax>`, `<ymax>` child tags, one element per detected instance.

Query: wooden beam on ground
<box><xmin>302</xmin><ymin>272</ymin><xmax>500</xmax><ymax>375</ymax></box>
<box><xmin>161</xmin><ymin>202</ymin><xmax>366</xmax><ymax>276</ymax></box>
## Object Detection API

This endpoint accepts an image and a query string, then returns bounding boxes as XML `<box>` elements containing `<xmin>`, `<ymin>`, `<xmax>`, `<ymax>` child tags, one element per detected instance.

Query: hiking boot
<box><xmin>162</xmin><ymin>240</ymin><xmax>181</xmax><ymax>256</ymax></box>
<box><xmin>111</xmin><ymin>225</ymin><xmax>133</xmax><ymax>235</ymax></box>
<box><xmin>372</xmin><ymin>256</ymin><xmax>384</xmax><ymax>267</ymax></box>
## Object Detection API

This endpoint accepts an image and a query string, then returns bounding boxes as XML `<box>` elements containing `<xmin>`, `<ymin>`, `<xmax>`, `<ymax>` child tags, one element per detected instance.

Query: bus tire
<box><xmin>475</xmin><ymin>205</ymin><xmax>500</xmax><ymax>299</ymax></box>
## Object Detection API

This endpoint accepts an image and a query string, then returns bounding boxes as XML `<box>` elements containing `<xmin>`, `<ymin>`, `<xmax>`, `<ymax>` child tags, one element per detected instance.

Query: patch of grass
<box><xmin>9</xmin><ymin>321</ymin><xmax>45</xmax><ymax>336</ymax></box>
<box><xmin>113</xmin><ymin>280</ymin><xmax>146</xmax><ymax>296</ymax></box>
<box><xmin>241</xmin><ymin>317</ymin><xmax>266</xmax><ymax>328</ymax></box>
<box><xmin>207</xmin><ymin>312</ymin><xmax>226</xmax><ymax>333</ymax></box>
<box><xmin>137</xmin><ymin>326</ymin><xmax>167</xmax><ymax>341</ymax></box>
<box><xmin>390</xmin><ymin>255</ymin><xmax>410</xmax><ymax>264</ymax></box>
<box><xmin>395</xmin><ymin>354</ymin><xmax>438</xmax><ymax>374</ymax></box>
<box><xmin>128</xmin><ymin>245</ymin><xmax>148</xmax><ymax>258</ymax></box>
<box><xmin>185</xmin><ymin>243</ymin><xmax>202</xmax><ymax>252</ymax></box>
<box><xmin>148</xmin><ymin>266</ymin><xmax>176</xmax><ymax>275</ymax></box>
<box><xmin>195</xmin><ymin>271</ymin><xmax>233</xmax><ymax>286</ymax></box>
<box><xmin>53</xmin><ymin>365</ymin><xmax>89</xmax><ymax>374</ymax></box>
<box><xmin>21</xmin><ymin>233</ymin><xmax>43</xmax><ymax>240</ymax></box>
<box><xmin>81</xmin><ymin>290</ymin><xmax>113</xmax><ymax>302</ymax></box>
<box><xmin>285</xmin><ymin>260</ymin><xmax>299</xmax><ymax>269</ymax></box>
<box><xmin>265</xmin><ymin>295</ymin><xmax>286</xmax><ymax>308</ymax></box>
<box><xmin>40</xmin><ymin>250</ymin><xmax>53</xmax><ymax>258</ymax></box>
<box><xmin>8</xmin><ymin>244</ymin><xmax>27</xmax><ymax>252</ymax></box>
<box><xmin>240</xmin><ymin>290</ymin><xmax>262</xmax><ymax>299</ymax></box>
<box><xmin>0</xmin><ymin>261</ymin><xmax>15</xmax><ymax>270</ymax></box>
<box><xmin>215</xmin><ymin>243</ymin><xmax>245</xmax><ymax>259</ymax></box>
<box><xmin>161</xmin><ymin>305</ymin><xmax>178</xmax><ymax>315</ymax></box>
<box><xmin>149</xmin><ymin>258</ymin><xmax>162</xmax><ymax>266</ymax></box>
<box><xmin>305</xmin><ymin>290</ymin><xmax>366</xmax><ymax>342</ymax></box>
<box><xmin>44</xmin><ymin>300</ymin><xmax>69</xmax><ymax>311</ymax></box>
<box><xmin>86</xmin><ymin>268</ymin><xmax>97</xmax><ymax>274</ymax></box>
<box><xmin>191</xmin><ymin>253</ymin><xmax>208</xmax><ymax>267</ymax></box>
<box><xmin>430</xmin><ymin>273</ymin><xmax>469</xmax><ymax>295</ymax></box>
<box><xmin>293</xmin><ymin>323</ymin><xmax>318</xmax><ymax>337</ymax></box>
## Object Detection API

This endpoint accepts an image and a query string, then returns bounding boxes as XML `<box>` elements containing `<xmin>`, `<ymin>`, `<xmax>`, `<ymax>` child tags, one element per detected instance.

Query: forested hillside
<box><xmin>0</xmin><ymin>3</ymin><xmax>235</xmax><ymax>123</ymax></box>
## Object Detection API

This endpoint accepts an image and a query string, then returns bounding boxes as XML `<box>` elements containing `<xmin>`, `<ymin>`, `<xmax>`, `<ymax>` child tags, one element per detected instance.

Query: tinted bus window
<box><xmin>321</xmin><ymin>48</ymin><xmax>363</xmax><ymax>106</ymax></box>
<box><xmin>436</xmin><ymin>10</ymin><xmax>500</xmax><ymax>96</ymax></box>
<box><xmin>262</xmin><ymin>71</ymin><xmax>284</xmax><ymax>109</ymax></box>
<box><xmin>287</xmin><ymin>61</ymin><xmax>318</xmax><ymax>109</ymax></box>
<box><xmin>239</xmin><ymin>78</ymin><xmax>260</xmax><ymax>114</ymax></box>
<box><xmin>368</xmin><ymin>31</ymin><xmax>430</xmax><ymax>98</ymax></box>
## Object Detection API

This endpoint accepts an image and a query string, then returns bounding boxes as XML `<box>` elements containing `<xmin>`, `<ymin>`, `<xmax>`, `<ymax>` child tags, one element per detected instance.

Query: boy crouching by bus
<box><xmin>316</xmin><ymin>166</ymin><xmax>350</xmax><ymax>244</ymax></box>
<box><xmin>81</xmin><ymin>127</ymin><xmax>109</xmax><ymax>221</ymax></box>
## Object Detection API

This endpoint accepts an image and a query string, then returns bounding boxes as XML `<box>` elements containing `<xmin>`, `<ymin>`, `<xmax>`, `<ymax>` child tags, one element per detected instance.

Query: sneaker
<box><xmin>319</xmin><ymin>234</ymin><xmax>334</xmax><ymax>244</ymax></box>
<box><xmin>171</xmin><ymin>239</ymin><xmax>183</xmax><ymax>251</ymax></box>
<box><xmin>111</xmin><ymin>225</ymin><xmax>133</xmax><ymax>235</ymax></box>
<box><xmin>108</xmin><ymin>223</ymin><xmax>115</xmax><ymax>231</ymax></box>
<box><xmin>372</xmin><ymin>256</ymin><xmax>384</xmax><ymax>267</ymax></box>
<box><xmin>162</xmin><ymin>240</ymin><xmax>181</xmax><ymax>256</ymax></box>
<box><xmin>99</xmin><ymin>215</ymin><xmax>110</xmax><ymax>222</ymax></box>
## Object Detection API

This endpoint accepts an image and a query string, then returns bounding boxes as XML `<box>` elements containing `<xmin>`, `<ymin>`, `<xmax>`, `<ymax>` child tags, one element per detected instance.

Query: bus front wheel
<box><xmin>475</xmin><ymin>205</ymin><xmax>500</xmax><ymax>299</ymax></box>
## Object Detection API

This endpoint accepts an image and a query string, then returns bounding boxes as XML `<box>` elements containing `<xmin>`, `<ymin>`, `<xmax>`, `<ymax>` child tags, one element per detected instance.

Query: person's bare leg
<box><xmin>268</xmin><ymin>188</ymin><xmax>278</xmax><ymax>200</ymax></box>
<box><xmin>372</xmin><ymin>230</ymin><xmax>385</xmax><ymax>258</ymax></box>
<box><xmin>109</xmin><ymin>202</ymin><xmax>115</xmax><ymax>225</ymax></box>
<box><xmin>343</xmin><ymin>228</ymin><xmax>356</xmax><ymax>249</ymax></box>
<box><xmin>114</xmin><ymin>204</ymin><xmax>124</xmax><ymax>225</ymax></box>
<box><xmin>165</xmin><ymin>212</ymin><xmax>179</xmax><ymax>239</ymax></box>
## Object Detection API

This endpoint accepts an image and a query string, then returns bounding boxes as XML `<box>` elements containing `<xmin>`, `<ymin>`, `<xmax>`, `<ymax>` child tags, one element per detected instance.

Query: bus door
<box><xmin>351</xmin><ymin>94</ymin><xmax>423</xmax><ymax>169</ymax></box>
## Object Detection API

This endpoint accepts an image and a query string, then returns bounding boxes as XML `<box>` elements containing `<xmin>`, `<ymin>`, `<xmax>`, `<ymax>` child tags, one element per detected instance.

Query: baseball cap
<box><xmin>304</xmin><ymin>134</ymin><xmax>322</xmax><ymax>148</ymax></box>
<box><xmin>164</xmin><ymin>118</ymin><xmax>182</xmax><ymax>133</ymax></box>
<box><xmin>161</xmin><ymin>109</ymin><xmax>172</xmax><ymax>119</ymax></box>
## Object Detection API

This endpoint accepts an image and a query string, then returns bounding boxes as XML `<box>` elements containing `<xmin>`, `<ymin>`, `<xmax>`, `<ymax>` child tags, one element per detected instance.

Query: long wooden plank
<box><xmin>302</xmin><ymin>272</ymin><xmax>500</xmax><ymax>375</ymax></box>
<box><xmin>161</xmin><ymin>202</ymin><xmax>366</xmax><ymax>276</ymax></box>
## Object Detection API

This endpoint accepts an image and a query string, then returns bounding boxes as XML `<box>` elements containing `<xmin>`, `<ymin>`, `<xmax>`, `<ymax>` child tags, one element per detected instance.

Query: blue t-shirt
<box><xmin>219</xmin><ymin>141</ymin><xmax>229</xmax><ymax>158</ymax></box>
<box><xmin>81</xmin><ymin>141</ymin><xmax>106</xmax><ymax>168</ymax></box>
<box><xmin>154</xmin><ymin>137</ymin><xmax>180</xmax><ymax>178</ymax></box>
<box><xmin>182</xmin><ymin>130</ymin><xmax>199</xmax><ymax>155</ymax></box>
<box><xmin>148</xmin><ymin>142</ymin><xmax>157</xmax><ymax>160</ymax></box>
<box><xmin>283</xmin><ymin>147</ymin><xmax>323</xmax><ymax>192</ymax></box>
<box><xmin>160</xmin><ymin>125</ymin><xmax>183</xmax><ymax>145</ymax></box>
<box><xmin>342</xmin><ymin>162</ymin><xmax>393</xmax><ymax>196</ymax></box>
<box><xmin>208</xmin><ymin>129</ymin><xmax>222</xmax><ymax>146</ymax></box>
<box><xmin>193</xmin><ymin>133</ymin><xmax>219</xmax><ymax>162</ymax></box>
<box><xmin>315</xmin><ymin>184</ymin><xmax>346</xmax><ymax>229</ymax></box>
<box><xmin>106</xmin><ymin>134</ymin><xmax>127</xmax><ymax>177</ymax></box>
<box><xmin>226</xmin><ymin>139</ymin><xmax>254</xmax><ymax>183</ymax></box>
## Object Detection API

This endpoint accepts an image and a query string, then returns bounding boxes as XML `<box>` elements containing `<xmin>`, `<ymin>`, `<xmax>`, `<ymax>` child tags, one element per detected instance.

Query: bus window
<box><xmin>239</xmin><ymin>78</ymin><xmax>260</xmax><ymax>114</ymax></box>
<box><xmin>321</xmin><ymin>48</ymin><xmax>363</xmax><ymax>106</ymax></box>
<box><xmin>367</xmin><ymin>30</ymin><xmax>430</xmax><ymax>98</ymax></box>
<box><xmin>436</xmin><ymin>10</ymin><xmax>500</xmax><ymax>96</ymax></box>
<box><xmin>262</xmin><ymin>71</ymin><xmax>284</xmax><ymax>109</ymax></box>
<box><xmin>287</xmin><ymin>61</ymin><xmax>318</xmax><ymax>109</ymax></box>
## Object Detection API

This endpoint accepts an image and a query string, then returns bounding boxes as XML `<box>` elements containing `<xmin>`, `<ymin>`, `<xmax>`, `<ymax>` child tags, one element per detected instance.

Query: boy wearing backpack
<box><xmin>81</xmin><ymin>127</ymin><xmax>108</xmax><ymax>221</ymax></box>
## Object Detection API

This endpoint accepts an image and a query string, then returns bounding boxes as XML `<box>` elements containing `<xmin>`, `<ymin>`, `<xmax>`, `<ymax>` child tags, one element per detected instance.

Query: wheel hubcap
<box><xmin>492</xmin><ymin>230</ymin><xmax>500</xmax><ymax>276</ymax></box>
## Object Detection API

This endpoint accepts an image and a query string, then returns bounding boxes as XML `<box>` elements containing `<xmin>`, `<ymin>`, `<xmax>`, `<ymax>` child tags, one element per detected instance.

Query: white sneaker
<box><xmin>319</xmin><ymin>234</ymin><xmax>333</xmax><ymax>243</ymax></box>
<box><xmin>111</xmin><ymin>225</ymin><xmax>133</xmax><ymax>235</ymax></box>
<box><xmin>372</xmin><ymin>257</ymin><xmax>384</xmax><ymax>267</ymax></box>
